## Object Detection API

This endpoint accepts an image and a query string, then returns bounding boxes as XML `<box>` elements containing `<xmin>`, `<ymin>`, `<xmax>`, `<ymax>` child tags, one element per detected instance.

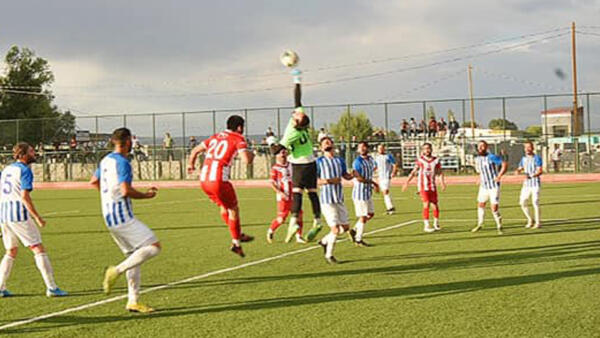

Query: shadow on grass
<box><xmin>6</xmin><ymin>266</ymin><xmax>600</xmax><ymax>334</ymax></box>
<box><xmin>43</xmin><ymin>222</ymin><xmax>267</xmax><ymax>236</ymax></box>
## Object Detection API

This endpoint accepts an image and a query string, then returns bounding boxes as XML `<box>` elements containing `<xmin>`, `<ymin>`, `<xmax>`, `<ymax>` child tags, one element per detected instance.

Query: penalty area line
<box><xmin>0</xmin><ymin>219</ymin><xmax>419</xmax><ymax>331</ymax></box>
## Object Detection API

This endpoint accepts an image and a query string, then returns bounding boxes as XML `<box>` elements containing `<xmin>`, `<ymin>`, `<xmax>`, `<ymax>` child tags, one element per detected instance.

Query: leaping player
<box><xmin>374</xmin><ymin>144</ymin><xmax>398</xmax><ymax>215</ymax></box>
<box><xmin>267</xmin><ymin>144</ymin><xmax>305</xmax><ymax>243</ymax></box>
<box><xmin>280</xmin><ymin>69</ymin><xmax>322</xmax><ymax>242</ymax></box>
<box><xmin>351</xmin><ymin>141</ymin><xmax>378</xmax><ymax>247</ymax></box>
<box><xmin>515</xmin><ymin>141</ymin><xmax>543</xmax><ymax>229</ymax></box>
<box><xmin>471</xmin><ymin>140</ymin><xmax>508</xmax><ymax>234</ymax></box>
<box><xmin>403</xmin><ymin>143</ymin><xmax>446</xmax><ymax>232</ymax></box>
<box><xmin>188</xmin><ymin>115</ymin><xmax>255</xmax><ymax>257</ymax></box>
<box><xmin>91</xmin><ymin>128</ymin><xmax>160</xmax><ymax>313</ymax></box>
<box><xmin>0</xmin><ymin>143</ymin><xmax>68</xmax><ymax>298</ymax></box>
<box><xmin>316</xmin><ymin>136</ymin><xmax>354</xmax><ymax>263</ymax></box>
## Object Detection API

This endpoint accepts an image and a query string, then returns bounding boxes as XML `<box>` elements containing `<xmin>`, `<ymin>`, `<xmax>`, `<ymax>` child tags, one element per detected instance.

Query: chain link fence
<box><xmin>1</xmin><ymin>92</ymin><xmax>599</xmax><ymax>181</ymax></box>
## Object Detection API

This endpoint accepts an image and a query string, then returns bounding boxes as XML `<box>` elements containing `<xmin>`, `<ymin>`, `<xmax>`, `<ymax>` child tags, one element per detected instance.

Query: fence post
<box><xmin>123</xmin><ymin>114</ymin><xmax>127</xmax><ymax>128</ymax></box>
<box><xmin>384</xmin><ymin>103</ymin><xmax>389</xmax><ymax>139</ymax></box>
<box><xmin>543</xmin><ymin>95</ymin><xmax>549</xmax><ymax>172</ymax></box>
<box><xmin>15</xmin><ymin>119</ymin><xmax>19</xmax><ymax>143</ymax></box>
<box><xmin>502</xmin><ymin>98</ymin><xmax>506</xmax><ymax>142</ymax></box>
<box><xmin>586</xmin><ymin>93</ymin><xmax>592</xmax><ymax>172</ymax></box>
<box><xmin>422</xmin><ymin>101</ymin><xmax>427</xmax><ymax>140</ymax></box>
<box><xmin>95</xmin><ymin>116</ymin><xmax>99</xmax><ymax>142</ymax></box>
<box><xmin>182</xmin><ymin>112</ymin><xmax>186</xmax><ymax>179</ymax></box>
<box><xmin>461</xmin><ymin>99</ymin><xmax>466</xmax><ymax>124</ymax></box>
<box><xmin>276</xmin><ymin>108</ymin><xmax>281</xmax><ymax>139</ymax></box>
<box><xmin>152</xmin><ymin>113</ymin><xmax>157</xmax><ymax>180</ymax></box>
<box><xmin>310</xmin><ymin>106</ymin><xmax>315</xmax><ymax>132</ymax></box>
<box><xmin>243</xmin><ymin>109</ymin><xmax>248</xmax><ymax>138</ymax></box>
<box><xmin>212</xmin><ymin>110</ymin><xmax>216</xmax><ymax>134</ymax></box>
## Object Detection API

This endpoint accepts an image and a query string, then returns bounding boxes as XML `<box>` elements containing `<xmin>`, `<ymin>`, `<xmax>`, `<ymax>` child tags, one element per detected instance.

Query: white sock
<box><xmin>116</xmin><ymin>245</ymin><xmax>161</xmax><ymax>274</ymax></box>
<box><xmin>533</xmin><ymin>202</ymin><xmax>541</xmax><ymax>225</ymax></box>
<box><xmin>289</xmin><ymin>216</ymin><xmax>298</xmax><ymax>228</ymax></box>
<box><xmin>384</xmin><ymin>195</ymin><xmax>394</xmax><ymax>210</ymax></box>
<box><xmin>521</xmin><ymin>203</ymin><xmax>532</xmax><ymax>224</ymax></box>
<box><xmin>424</xmin><ymin>219</ymin><xmax>430</xmax><ymax>229</ymax></box>
<box><xmin>434</xmin><ymin>218</ymin><xmax>439</xmax><ymax>228</ymax></box>
<box><xmin>477</xmin><ymin>207</ymin><xmax>485</xmax><ymax>226</ymax></box>
<box><xmin>296</xmin><ymin>233</ymin><xmax>303</xmax><ymax>240</ymax></box>
<box><xmin>126</xmin><ymin>266</ymin><xmax>141</xmax><ymax>305</ymax></box>
<box><xmin>325</xmin><ymin>232</ymin><xmax>336</xmax><ymax>258</ymax></box>
<box><xmin>267</xmin><ymin>228</ymin><xmax>273</xmax><ymax>234</ymax></box>
<box><xmin>34</xmin><ymin>253</ymin><xmax>57</xmax><ymax>290</ymax></box>
<box><xmin>232</xmin><ymin>239</ymin><xmax>240</xmax><ymax>246</ymax></box>
<box><xmin>0</xmin><ymin>255</ymin><xmax>15</xmax><ymax>290</ymax></box>
<box><xmin>492</xmin><ymin>210</ymin><xmax>502</xmax><ymax>229</ymax></box>
<box><xmin>355</xmin><ymin>221</ymin><xmax>365</xmax><ymax>241</ymax></box>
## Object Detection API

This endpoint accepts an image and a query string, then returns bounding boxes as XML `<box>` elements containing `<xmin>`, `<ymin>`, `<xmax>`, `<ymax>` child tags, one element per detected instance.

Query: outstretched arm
<box><xmin>187</xmin><ymin>143</ymin><xmax>207</xmax><ymax>173</ymax></box>
<box><xmin>403</xmin><ymin>167</ymin><xmax>418</xmax><ymax>191</ymax></box>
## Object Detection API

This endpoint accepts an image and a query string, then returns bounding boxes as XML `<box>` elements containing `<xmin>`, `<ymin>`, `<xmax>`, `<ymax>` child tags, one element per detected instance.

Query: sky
<box><xmin>1</xmin><ymin>0</ymin><xmax>600</xmax><ymax>136</ymax></box>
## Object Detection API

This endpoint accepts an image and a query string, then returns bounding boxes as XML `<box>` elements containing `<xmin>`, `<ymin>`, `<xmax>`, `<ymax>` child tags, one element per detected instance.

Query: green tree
<box><xmin>461</xmin><ymin>121</ymin><xmax>479</xmax><ymax>128</ymax></box>
<box><xmin>525</xmin><ymin>125</ymin><xmax>542</xmax><ymax>137</ymax></box>
<box><xmin>488</xmin><ymin>118</ymin><xmax>518</xmax><ymax>131</ymax></box>
<box><xmin>0</xmin><ymin>46</ymin><xmax>74</xmax><ymax>145</ymax></box>
<box><xmin>447</xmin><ymin>109</ymin><xmax>455</xmax><ymax>121</ymax></box>
<box><xmin>426</xmin><ymin>106</ymin><xmax>436</xmax><ymax>119</ymax></box>
<box><xmin>328</xmin><ymin>109</ymin><xmax>373</xmax><ymax>141</ymax></box>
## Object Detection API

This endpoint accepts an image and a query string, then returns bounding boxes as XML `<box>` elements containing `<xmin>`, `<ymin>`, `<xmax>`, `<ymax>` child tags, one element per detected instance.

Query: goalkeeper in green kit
<box><xmin>280</xmin><ymin>69</ymin><xmax>322</xmax><ymax>242</ymax></box>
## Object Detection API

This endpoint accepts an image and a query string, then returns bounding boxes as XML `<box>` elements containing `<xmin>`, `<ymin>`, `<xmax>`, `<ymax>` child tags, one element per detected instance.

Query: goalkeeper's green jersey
<box><xmin>280</xmin><ymin>118</ymin><xmax>314</xmax><ymax>164</ymax></box>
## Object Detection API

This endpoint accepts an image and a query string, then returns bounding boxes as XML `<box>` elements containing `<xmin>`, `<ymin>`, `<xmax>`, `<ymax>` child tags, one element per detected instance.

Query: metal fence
<box><xmin>1</xmin><ymin>92</ymin><xmax>599</xmax><ymax>181</ymax></box>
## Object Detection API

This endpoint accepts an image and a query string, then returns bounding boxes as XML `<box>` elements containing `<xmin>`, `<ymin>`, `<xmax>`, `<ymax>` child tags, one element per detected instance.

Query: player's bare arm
<box><xmin>90</xmin><ymin>175</ymin><xmax>100</xmax><ymax>190</ymax></box>
<box><xmin>494</xmin><ymin>161</ymin><xmax>508</xmax><ymax>182</ymax></box>
<box><xmin>402</xmin><ymin>167</ymin><xmax>418</xmax><ymax>191</ymax></box>
<box><xmin>391</xmin><ymin>163</ymin><xmax>399</xmax><ymax>178</ymax></box>
<box><xmin>239</xmin><ymin>148</ymin><xmax>254</xmax><ymax>164</ymax></box>
<box><xmin>319</xmin><ymin>177</ymin><xmax>341</xmax><ymax>185</ymax></box>
<box><xmin>21</xmin><ymin>189</ymin><xmax>45</xmax><ymax>227</ymax></box>
<box><xmin>354</xmin><ymin>170</ymin><xmax>378</xmax><ymax>189</ymax></box>
<box><xmin>342</xmin><ymin>172</ymin><xmax>353</xmax><ymax>180</ymax></box>
<box><xmin>120</xmin><ymin>182</ymin><xmax>157</xmax><ymax>199</ymax></box>
<box><xmin>187</xmin><ymin>143</ymin><xmax>207</xmax><ymax>173</ymax></box>
<box><xmin>437</xmin><ymin>167</ymin><xmax>447</xmax><ymax>191</ymax></box>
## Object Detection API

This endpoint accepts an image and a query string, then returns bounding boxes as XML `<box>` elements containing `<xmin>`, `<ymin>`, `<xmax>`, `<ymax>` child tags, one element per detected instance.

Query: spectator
<box><xmin>317</xmin><ymin>128</ymin><xmax>328</xmax><ymax>143</ymax></box>
<box><xmin>409</xmin><ymin>118</ymin><xmax>418</xmax><ymax>138</ymax></box>
<box><xmin>163</xmin><ymin>132</ymin><xmax>175</xmax><ymax>161</ymax></box>
<box><xmin>551</xmin><ymin>144</ymin><xmax>562</xmax><ymax>172</ymax></box>
<box><xmin>438</xmin><ymin>118</ymin><xmax>447</xmax><ymax>140</ymax></box>
<box><xmin>188</xmin><ymin>136</ymin><xmax>197</xmax><ymax>149</ymax></box>
<box><xmin>265</xmin><ymin>127</ymin><xmax>275</xmax><ymax>137</ymax></box>
<box><xmin>400</xmin><ymin>119</ymin><xmax>409</xmax><ymax>140</ymax></box>
<box><xmin>419</xmin><ymin>119</ymin><xmax>427</xmax><ymax>137</ymax></box>
<box><xmin>428</xmin><ymin>117</ymin><xmax>438</xmax><ymax>138</ymax></box>
<box><xmin>338</xmin><ymin>136</ymin><xmax>347</xmax><ymax>159</ymax></box>
<box><xmin>448</xmin><ymin>117</ymin><xmax>459</xmax><ymax>142</ymax></box>
<box><xmin>266</xmin><ymin>133</ymin><xmax>277</xmax><ymax>145</ymax></box>
<box><xmin>69</xmin><ymin>136</ymin><xmax>77</xmax><ymax>151</ymax></box>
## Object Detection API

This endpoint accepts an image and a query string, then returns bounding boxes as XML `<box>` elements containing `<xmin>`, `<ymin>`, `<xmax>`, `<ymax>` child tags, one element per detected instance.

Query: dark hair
<box><xmin>423</xmin><ymin>142</ymin><xmax>432</xmax><ymax>148</ymax></box>
<box><xmin>111</xmin><ymin>128</ymin><xmax>132</xmax><ymax>146</ymax></box>
<box><xmin>13</xmin><ymin>142</ymin><xmax>31</xmax><ymax>160</ymax></box>
<box><xmin>296</xmin><ymin>114</ymin><xmax>310</xmax><ymax>129</ymax></box>
<box><xmin>270</xmin><ymin>143</ymin><xmax>286</xmax><ymax>155</ymax></box>
<box><xmin>478</xmin><ymin>140</ymin><xmax>488</xmax><ymax>146</ymax></box>
<box><xmin>358</xmin><ymin>141</ymin><xmax>369</xmax><ymax>147</ymax></box>
<box><xmin>524</xmin><ymin>140</ymin><xmax>534</xmax><ymax>147</ymax></box>
<box><xmin>227</xmin><ymin>115</ymin><xmax>245</xmax><ymax>131</ymax></box>
<box><xmin>320</xmin><ymin>136</ymin><xmax>333</xmax><ymax>144</ymax></box>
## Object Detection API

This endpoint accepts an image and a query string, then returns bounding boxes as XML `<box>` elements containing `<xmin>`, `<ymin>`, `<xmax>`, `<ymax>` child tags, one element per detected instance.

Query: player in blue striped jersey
<box><xmin>91</xmin><ymin>128</ymin><xmax>161</xmax><ymax>313</ymax></box>
<box><xmin>351</xmin><ymin>141</ymin><xmax>379</xmax><ymax>247</ymax></box>
<box><xmin>316</xmin><ymin>137</ymin><xmax>353</xmax><ymax>264</ymax></box>
<box><xmin>515</xmin><ymin>141</ymin><xmax>543</xmax><ymax>229</ymax></box>
<box><xmin>471</xmin><ymin>140</ymin><xmax>508</xmax><ymax>234</ymax></box>
<box><xmin>0</xmin><ymin>143</ymin><xmax>67</xmax><ymax>297</ymax></box>
<box><xmin>374</xmin><ymin>144</ymin><xmax>398</xmax><ymax>215</ymax></box>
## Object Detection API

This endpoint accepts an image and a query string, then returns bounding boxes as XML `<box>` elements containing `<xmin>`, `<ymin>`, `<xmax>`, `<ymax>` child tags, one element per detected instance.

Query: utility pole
<box><xmin>468</xmin><ymin>65</ymin><xmax>475</xmax><ymax>140</ymax></box>
<box><xmin>571</xmin><ymin>21</ymin><xmax>580</xmax><ymax>172</ymax></box>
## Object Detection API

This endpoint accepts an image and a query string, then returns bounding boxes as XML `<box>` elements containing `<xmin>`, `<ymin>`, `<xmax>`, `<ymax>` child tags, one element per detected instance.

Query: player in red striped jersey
<box><xmin>187</xmin><ymin>115</ymin><xmax>255</xmax><ymax>257</ymax></box>
<box><xmin>403</xmin><ymin>143</ymin><xmax>446</xmax><ymax>233</ymax></box>
<box><xmin>267</xmin><ymin>144</ymin><xmax>305</xmax><ymax>243</ymax></box>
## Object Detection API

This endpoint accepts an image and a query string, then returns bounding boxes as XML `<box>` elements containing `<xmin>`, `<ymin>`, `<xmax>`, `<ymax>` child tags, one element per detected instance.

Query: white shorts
<box><xmin>109</xmin><ymin>218</ymin><xmax>158</xmax><ymax>255</ymax></box>
<box><xmin>353</xmin><ymin>199</ymin><xmax>375</xmax><ymax>217</ymax></box>
<box><xmin>378</xmin><ymin>179</ymin><xmax>390</xmax><ymax>192</ymax></box>
<box><xmin>321</xmin><ymin>203</ymin><xmax>350</xmax><ymax>227</ymax></box>
<box><xmin>520</xmin><ymin>186</ymin><xmax>540</xmax><ymax>204</ymax></box>
<box><xmin>478</xmin><ymin>186</ymin><xmax>501</xmax><ymax>205</ymax></box>
<box><xmin>1</xmin><ymin>219</ymin><xmax>42</xmax><ymax>249</ymax></box>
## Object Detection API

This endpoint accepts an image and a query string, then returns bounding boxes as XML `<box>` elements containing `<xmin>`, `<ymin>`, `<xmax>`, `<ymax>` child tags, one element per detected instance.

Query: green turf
<box><xmin>0</xmin><ymin>182</ymin><xmax>599</xmax><ymax>337</ymax></box>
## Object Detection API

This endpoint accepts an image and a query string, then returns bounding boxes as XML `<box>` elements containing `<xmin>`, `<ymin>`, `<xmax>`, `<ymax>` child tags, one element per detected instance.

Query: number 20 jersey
<box><xmin>200</xmin><ymin>130</ymin><xmax>248</xmax><ymax>182</ymax></box>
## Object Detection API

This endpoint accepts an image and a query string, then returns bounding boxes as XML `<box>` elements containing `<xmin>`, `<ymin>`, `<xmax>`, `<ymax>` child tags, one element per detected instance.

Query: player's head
<box><xmin>477</xmin><ymin>140</ymin><xmax>488</xmax><ymax>155</ymax></box>
<box><xmin>524</xmin><ymin>141</ymin><xmax>534</xmax><ymax>155</ymax></box>
<box><xmin>227</xmin><ymin>115</ymin><xmax>245</xmax><ymax>134</ymax></box>
<box><xmin>320</xmin><ymin>136</ymin><xmax>334</xmax><ymax>152</ymax></box>
<box><xmin>377</xmin><ymin>143</ymin><xmax>386</xmax><ymax>154</ymax></box>
<box><xmin>357</xmin><ymin>141</ymin><xmax>369</xmax><ymax>156</ymax></box>
<box><xmin>422</xmin><ymin>142</ymin><xmax>433</xmax><ymax>157</ymax></box>
<box><xmin>271</xmin><ymin>143</ymin><xmax>288</xmax><ymax>162</ymax></box>
<box><xmin>111</xmin><ymin>127</ymin><xmax>132</xmax><ymax>152</ymax></box>
<box><xmin>13</xmin><ymin>142</ymin><xmax>36</xmax><ymax>164</ymax></box>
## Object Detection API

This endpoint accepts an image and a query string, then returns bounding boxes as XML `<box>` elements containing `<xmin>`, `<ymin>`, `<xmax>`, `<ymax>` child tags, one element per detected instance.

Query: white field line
<box><xmin>439</xmin><ymin>217</ymin><xmax>600</xmax><ymax>223</ymax></box>
<box><xmin>0</xmin><ymin>219</ymin><xmax>419</xmax><ymax>331</ymax></box>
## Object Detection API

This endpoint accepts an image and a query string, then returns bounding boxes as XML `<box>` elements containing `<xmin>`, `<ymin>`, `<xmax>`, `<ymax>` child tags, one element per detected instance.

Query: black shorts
<box><xmin>292</xmin><ymin>162</ymin><xmax>317</xmax><ymax>190</ymax></box>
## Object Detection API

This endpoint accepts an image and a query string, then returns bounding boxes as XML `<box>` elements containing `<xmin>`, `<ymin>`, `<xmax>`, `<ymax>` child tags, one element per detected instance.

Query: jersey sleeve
<box><xmin>353</xmin><ymin>158</ymin><xmax>364</xmax><ymax>175</ymax></box>
<box><xmin>489</xmin><ymin>154</ymin><xmax>504</xmax><ymax>166</ymax></box>
<box><xmin>387</xmin><ymin>154</ymin><xmax>396</xmax><ymax>164</ymax></box>
<box><xmin>20</xmin><ymin>166</ymin><xmax>34</xmax><ymax>191</ymax></box>
<box><xmin>270</xmin><ymin>167</ymin><xmax>278</xmax><ymax>182</ymax></box>
<box><xmin>116</xmin><ymin>159</ymin><xmax>133</xmax><ymax>184</ymax></box>
<box><xmin>340</xmin><ymin>158</ymin><xmax>347</xmax><ymax>173</ymax></box>
<box><xmin>93</xmin><ymin>167</ymin><xmax>101</xmax><ymax>179</ymax></box>
<box><xmin>316</xmin><ymin>158</ymin><xmax>322</xmax><ymax>178</ymax></box>
<box><xmin>534</xmin><ymin>155</ymin><xmax>543</xmax><ymax>167</ymax></box>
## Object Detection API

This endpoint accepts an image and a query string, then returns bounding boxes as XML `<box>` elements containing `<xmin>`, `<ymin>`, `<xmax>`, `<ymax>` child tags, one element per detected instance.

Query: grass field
<box><xmin>0</xmin><ymin>182</ymin><xmax>599</xmax><ymax>337</ymax></box>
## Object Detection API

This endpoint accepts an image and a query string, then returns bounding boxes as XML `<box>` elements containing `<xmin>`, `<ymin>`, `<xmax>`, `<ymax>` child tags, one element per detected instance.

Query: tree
<box><xmin>0</xmin><ymin>46</ymin><xmax>74</xmax><ymax>145</ymax></box>
<box><xmin>447</xmin><ymin>109</ymin><xmax>455</xmax><ymax>121</ymax></box>
<box><xmin>328</xmin><ymin>109</ymin><xmax>373</xmax><ymax>141</ymax></box>
<box><xmin>525</xmin><ymin>125</ymin><xmax>542</xmax><ymax>137</ymax></box>
<box><xmin>461</xmin><ymin>121</ymin><xmax>479</xmax><ymax>128</ymax></box>
<box><xmin>488</xmin><ymin>118</ymin><xmax>518</xmax><ymax>131</ymax></box>
<box><xmin>426</xmin><ymin>106</ymin><xmax>436</xmax><ymax>120</ymax></box>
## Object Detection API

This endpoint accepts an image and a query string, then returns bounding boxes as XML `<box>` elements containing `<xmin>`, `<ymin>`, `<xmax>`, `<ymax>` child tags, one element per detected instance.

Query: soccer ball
<box><xmin>280</xmin><ymin>50</ymin><xmax>299</xmax><ymax>68</ymax></box>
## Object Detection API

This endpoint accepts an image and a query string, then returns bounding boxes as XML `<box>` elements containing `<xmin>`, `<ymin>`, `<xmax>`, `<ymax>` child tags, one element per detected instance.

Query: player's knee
<box><xmin>276</xmin><ymin>216</ymin><xmax>285</xmax><ymax>223</ymax></box>
<box><xmin>152</xmin><ymin>242</ymin><xmax>162</xmax><ymax>250</ymax></box>
<box><xmin>308</xmin><ymin>188</ymin><xmax>318</xmax><ymax>193</ymax></box>
<box><xmin>29</xmin><ymin>244</ymin><xmax>45</xmax><ymax>254</ymax></box>
<box><xmin>478</xmin><ymin>202</ymin><xmax>486</xmax><ymax>208</ymax></box>
<box><xmin>367</xmin><ymin>213</ymin><xmax>374</xmax><ymax>220</ymax></box>
<box><xmin>292</xmin><ymin>187</ymin><xmax>303</xmax><ymax>193</ymax></box>
<box><xmin>6</xmin><ymin>247</ymin><xmax>18</xmax><ymax>258</ymax></box>
<box><xmin>332</xmin><ymin>226</ymin><xmax>340</xmax><ymax>235</ymax></box>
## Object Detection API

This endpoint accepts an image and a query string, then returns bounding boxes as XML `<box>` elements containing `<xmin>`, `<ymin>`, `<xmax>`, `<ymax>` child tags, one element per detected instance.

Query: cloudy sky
<box><xmin>1</xmin><ymin>0</ymin><xmax>599</xmax><ymax>134</ymax></box>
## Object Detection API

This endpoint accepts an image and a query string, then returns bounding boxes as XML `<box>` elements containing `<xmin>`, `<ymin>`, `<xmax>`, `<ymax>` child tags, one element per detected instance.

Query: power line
<box><xmin>474</xmin><ymin>66</ymin><xmax>570</xmax><ymax>92</ymax></box>
<box><xmin>378</xmin><ymin>69</ymin><xmax>465</xmax><ymax>102</ymax></box>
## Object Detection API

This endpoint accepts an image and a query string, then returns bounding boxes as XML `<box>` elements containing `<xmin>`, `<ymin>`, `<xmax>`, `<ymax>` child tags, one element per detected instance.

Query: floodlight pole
<box><xmin>468</xmin><ymin>65</ymin><xmax>475</xmax><ymax>140</ymax></box>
